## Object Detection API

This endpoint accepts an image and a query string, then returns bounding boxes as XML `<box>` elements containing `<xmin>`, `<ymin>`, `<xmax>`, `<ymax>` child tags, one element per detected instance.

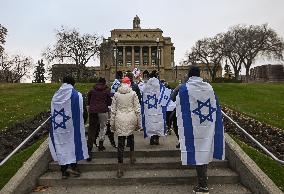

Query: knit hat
<box><xmin>122</xmin><ymin>77</ymin><xmax>131</xmax><ymax>86</ymax></box>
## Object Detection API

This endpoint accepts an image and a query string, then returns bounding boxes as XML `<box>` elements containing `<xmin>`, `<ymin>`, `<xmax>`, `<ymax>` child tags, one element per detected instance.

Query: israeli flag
<box><xmin>176</xmin><ymin>77</ymin><xmax>225</xmax><ymax>165</ymax></box>
<box><xmin>49</xmin><ymin>83</ymin><xmax>89</xmax><ymax>165</ymax></box>
<box><xmin>159</xmin><ymin>86</ymin><xmax>172</xmax><ymax>108</ymax></box>
<box><xmin>111</xmin><ymin>79</ymin><xmax>121</xmax><ymax>94</ymax></box>
<box><xmin>141</xmin><ymin>78</ymin><xmax>167</xmax><ymax>137</ymax></box>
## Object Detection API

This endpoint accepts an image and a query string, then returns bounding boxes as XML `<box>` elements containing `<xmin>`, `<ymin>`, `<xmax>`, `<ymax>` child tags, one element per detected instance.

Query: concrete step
<box><xmin>91</xmin><ymin>149</ymin><xmax>180</xmax><ymax>158</ymax></box>
<box><xmin>31</xmin><ymin>183</ymin><xmax>251</xmax><ymax>194</ymax></box>
<box><xmin>49</xmin><ymin>157</ymin><xmax>229</xmax><ymax>172</ymax></box>
<box><xmin>39</xmin><ymin>168</ymin><xmax>239</xmax><ymax>187</ymax></box>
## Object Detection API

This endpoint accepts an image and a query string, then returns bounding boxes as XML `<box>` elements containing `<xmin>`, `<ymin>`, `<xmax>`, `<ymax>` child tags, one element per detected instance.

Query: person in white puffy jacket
<box><xmin>110</xmin><ymin>76</ymin><xmax>141</xmax><ymax>178</ymax></box>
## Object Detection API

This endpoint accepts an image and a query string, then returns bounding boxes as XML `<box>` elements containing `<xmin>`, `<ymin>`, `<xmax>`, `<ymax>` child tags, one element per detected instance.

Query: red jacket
<box><xmin>87</xmin><ymin>83</ymin><xmax>111</xmax><ymax>113</ymax></box>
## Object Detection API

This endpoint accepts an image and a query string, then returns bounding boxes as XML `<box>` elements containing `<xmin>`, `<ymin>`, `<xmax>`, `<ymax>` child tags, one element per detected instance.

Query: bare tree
<box><xmin>43</xmin><ymin>27</ymin><xmax>102</xmax><ymax>80</ymax></box>
<box><xmin>186</xmin><ymin>34</ymin><xmax>225</xmax><ymax>82</ymax></box>
<box><xmin>0</xmin><ymin>54</ymin><xmax>33</xmax><ymax>83</ymax></box>
<box><xmin>0</xmin><ymin>24</ymin><xmax>8</xmax><ymax>56</ymax></box>
<box><xmin>223</xmin><ymin>25</ymin><xmax>247</xmax><ymax>79</ymax></box>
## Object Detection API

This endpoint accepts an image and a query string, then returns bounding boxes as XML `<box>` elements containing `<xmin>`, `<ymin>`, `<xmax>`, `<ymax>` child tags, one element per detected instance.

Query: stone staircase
<box><xmin>31</xmin><ymin>132</ymin><xmax>251</xmax><ymax>194</ymax></box>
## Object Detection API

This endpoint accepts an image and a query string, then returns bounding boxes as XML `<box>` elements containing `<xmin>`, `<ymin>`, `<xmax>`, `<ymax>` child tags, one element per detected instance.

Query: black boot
<box><xmin>98</xmin><ymin>141</ymin><xmax>106</xmax><ymax>151</ymax></box>
<box><xmin>61</xmin><ymin>165</ymin><xmax>69</xmax><ymax>179</ymax></box>
<box><xmin>195</xmin><ymin>165</ymin><xmax>208</xmax><ymax>193</ymax></box>
<box><xmin>150</xmin><ymin>136</ymin><xmax>155</xmax><ymax>145</ymax></box>
<box><xmin>154</xmin><ymin>135</ymin><xmax>160</xmax><ymax>145</ymax></box>
<box><xmin>108</xmin><ymin>132</ymin><xmax>117</xmax><ymax>148</ymax></box>
<box><xmin>87</xmin><ymin>148</ymin><xmax>92</xmax><ymax>162</ymax></box>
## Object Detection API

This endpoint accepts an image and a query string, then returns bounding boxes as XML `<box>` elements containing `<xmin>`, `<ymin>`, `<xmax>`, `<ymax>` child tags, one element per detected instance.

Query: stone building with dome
<box><xmin>51</xmin><ymin>16</ymin><xmax>222</xmax><ymax>82</ymax></box>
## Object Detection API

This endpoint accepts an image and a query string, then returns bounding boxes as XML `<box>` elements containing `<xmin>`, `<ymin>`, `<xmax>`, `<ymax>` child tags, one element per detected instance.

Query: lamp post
<box><xmin>175</xmin><ymin>64</ymin><xmax>177</xmax><ymax>82</ymax></box>
<box><xmin>156</xmin><ymin>38</ymin><xmax>160</xmax><ymax>77</ymax></box>
<box><xmin>172</xmin><ymin>61</ymin><xmax>177</xmax><ymax>82</ymax></box>
<box><xmin>114</xmin><ymin>38</ymin><xmax>118</xmax><ymax>79</ymax></box>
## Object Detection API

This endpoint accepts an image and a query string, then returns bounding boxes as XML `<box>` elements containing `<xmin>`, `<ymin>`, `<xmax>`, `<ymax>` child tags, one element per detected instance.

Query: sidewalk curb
<box><xmin>225</xmin><ymin>133</ymin><xmax>282</xmax><ymax>194</ymax></box>
<box><xmin>0</xmin><ymin>139</ymin><xmax>51</xmax><ymax>194</ymax></box>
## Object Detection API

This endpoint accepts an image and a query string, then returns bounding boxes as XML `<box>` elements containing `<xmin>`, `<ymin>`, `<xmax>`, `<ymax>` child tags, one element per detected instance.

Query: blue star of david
<box><xmin>192</xmin><ymin>98</ymin><xmax>216</xmax><ymax>124</ymax></box>
<box><xmin>51</xmin><ymin>108</ymin><xmax>71</xmax><ymax>130</ymax></box>
<box><xmin>144</xmin><ymin>94</ymin><xmax>158</xmax><ymax>109</ymax></box>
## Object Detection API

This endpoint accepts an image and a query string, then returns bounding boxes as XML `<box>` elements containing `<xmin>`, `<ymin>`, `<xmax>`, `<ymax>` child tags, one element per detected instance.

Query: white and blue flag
<box><xmin>176</xmin><ymin>76</ymin><xmax>224</xmax><ymax>165</ymax></box>
<box><xmin>111</xmin><ymin>79</ymin><xmax>121</xmax><ymax>94</ymax></box>
<box><xmin>159</xmin><ymin>86</ymin><xmax>172</xmax><ymax>108</ymax></box>
<box><xmin>49</xmin><ymin>83</ymin><xmax>89</xmax><ymax>165</ymax></box>
<box><xmin>141</xmin><ymin>78</ymin><xmax>170</xmax><ymax>137</ymax></box>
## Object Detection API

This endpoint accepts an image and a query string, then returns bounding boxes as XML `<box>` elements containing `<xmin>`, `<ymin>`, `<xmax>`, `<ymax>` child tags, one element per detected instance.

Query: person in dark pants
<box><xmin>87</xmin><ymin>77</ymin><xmax>112</xmax><ymax>161</ymax></box>
<box><xmin>91</xmin><ymin>120</ymin><xmax>116</xmax><ymax>148</ymax></box>
<box><xmin>117</xmin><ymin>134</ymin><xmax>134</xmax><ymax>163</ymax></box>
<box><xmin>175</xmin><ymin>67</ymin><xmax>225</xmax><ymax>193</ymax></box>
<box><xmin>110</xmin><ymin>77</ymin><xmax>141</xmax><ymax>178</ymax></box>
<box><xmin>50</xmin><ymin>76</ymin><xmax>89</xmax><ymax>179</ymax></box>
<box><xmin>169</xmin><ymin>109</ymin><xmax>180</xmax><ymax>148</ymax></box>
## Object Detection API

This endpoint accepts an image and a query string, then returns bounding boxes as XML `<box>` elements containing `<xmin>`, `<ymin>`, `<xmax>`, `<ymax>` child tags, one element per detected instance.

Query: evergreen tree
<box><xmin>224</xmin><ymin>60</ymin><xmax>233</xmax><ymax>79</ymax></box>
<box><xmin>33</xmin><ymin>59</ymin><xmax>46</xmax><ymax>83</ymax></box>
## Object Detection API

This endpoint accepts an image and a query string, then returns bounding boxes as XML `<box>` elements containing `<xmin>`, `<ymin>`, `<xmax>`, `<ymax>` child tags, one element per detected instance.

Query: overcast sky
<box><xmin>1</xmin><ymin>0</ymin><xmax>284</xmax><ymax>68</ymax></box>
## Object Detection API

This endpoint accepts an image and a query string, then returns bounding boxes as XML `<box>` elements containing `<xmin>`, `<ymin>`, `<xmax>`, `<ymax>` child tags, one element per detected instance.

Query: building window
<box><xmin>142</xmin><ymin>46</ymin><xmax>149</xmax><ymax>65</ymax></box>
<box><xmin>134</xmin><ymin>46</ymin><xmax>140</xmax><ymax>65</ymax></box>
<box><xmin>125</xmin><ymin>46</ymin><xmax>132</xmax><ymax>66</ymax></box>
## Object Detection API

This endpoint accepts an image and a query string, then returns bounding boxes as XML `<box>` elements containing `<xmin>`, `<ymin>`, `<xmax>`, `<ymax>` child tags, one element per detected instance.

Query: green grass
<box><xmin>0</xmin><ymin>138</ymin><xmax>46</xmax><ymax>190</ymax></box>
<box><xmin>212</xmin><ymin>83</ymin><xmax>284</xmax><ymax>129</ymax></box>
<box><xmin>232</xmin><ymin>135</ymin><xmax>284</xmax><ymax>192</ymax></box>
<box><xmin>0</xmin><ymin>83</ymin><xmax>93</xmax><ymax>131</ymax></box>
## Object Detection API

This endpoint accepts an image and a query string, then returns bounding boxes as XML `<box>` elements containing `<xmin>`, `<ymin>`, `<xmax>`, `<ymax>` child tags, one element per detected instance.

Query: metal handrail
<box><xmin>0</xmin><ymin>116</ymin><xmax>51</xmax><ymax>166</ymax></box>
<box><xmin>222</xmin><ymin>111</ymin><xmax>284</xmax><ymax>165</ymax></box>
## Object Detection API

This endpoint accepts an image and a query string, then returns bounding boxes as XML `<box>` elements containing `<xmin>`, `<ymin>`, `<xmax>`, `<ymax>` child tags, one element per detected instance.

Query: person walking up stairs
<box><xmin>110</xmin><ymin>77</ymin><xmax>141</xmax><ymax>178</ymax></box>
<box><xmin>87</xmin><ymin>77</ymin><xmax>112</xmax><ymax>161</ymax></box>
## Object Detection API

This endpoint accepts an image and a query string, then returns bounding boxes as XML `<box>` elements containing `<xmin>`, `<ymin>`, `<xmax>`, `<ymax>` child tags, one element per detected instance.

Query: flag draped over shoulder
<box><xmin>111</xmin><ymin>79</ymin><xmax>121</xmax><ymax>94</ymax></box>
<box><xmin>141</xmin><ymin>78</ymin><xmax>171</xmax><ymax>137</ymax></box>
<box><xmin>176</xmin><ymin>77</ymin><xmax>224</xmax><ymax>165</ymax></box>
<box><xmin>49</xmin><ymin>83</ymin><xmax>89</xmax><ymax>165</ymax></box>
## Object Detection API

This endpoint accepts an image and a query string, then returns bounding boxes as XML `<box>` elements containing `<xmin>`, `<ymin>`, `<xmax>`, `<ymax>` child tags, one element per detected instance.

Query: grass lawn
<box><xmin>0</xmin><ymin>138</ymin><xmax>45</xmax><ymax>190</ymax></box>
<box><xmin>212</xmin><ymin>83</ymin><xmax>284</xmax><ymax>130</ymax></box>
<box><xmin>0</xmin><ymin>83</ymin><xmax>93</xmax><ymax>131</ymax></box>
<box><xmin>232</xmin><ymin>135</ymin><xmax>284</xmax><ymax>192</ymax></box>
